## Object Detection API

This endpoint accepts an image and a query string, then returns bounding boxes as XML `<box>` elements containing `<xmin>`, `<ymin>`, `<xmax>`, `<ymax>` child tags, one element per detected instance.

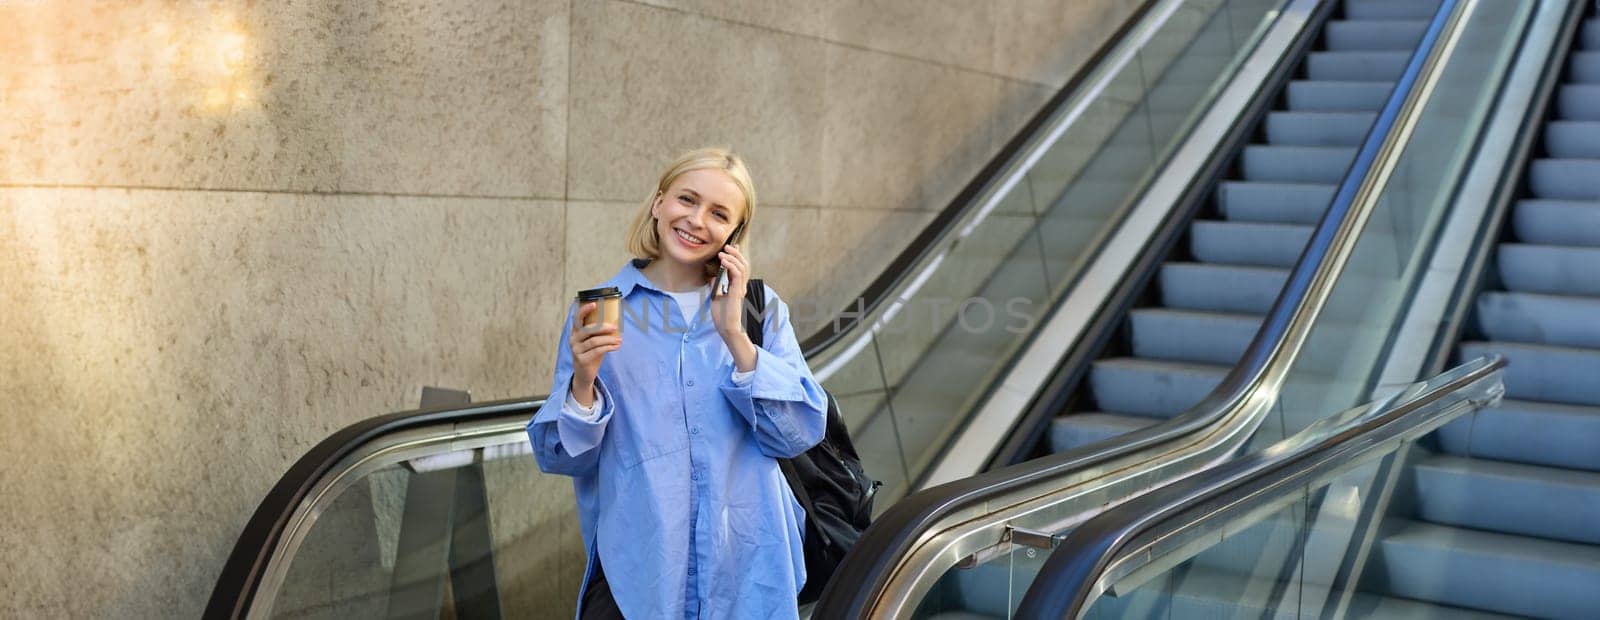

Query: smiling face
<box><xmin>650</xmin><ymin>168</ymin><xmax>748</xmax><ymax>270</ymax></box>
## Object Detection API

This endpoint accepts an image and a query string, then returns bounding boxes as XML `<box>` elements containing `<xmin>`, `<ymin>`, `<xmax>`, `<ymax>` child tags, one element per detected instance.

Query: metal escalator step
<box><xmin>1306</xmin><ymin>51</ymin><xmax>1412</xmax><ymax>81</ymax></box>
<box><xmin>1583</xmin><ymin>19</ymin><xmax>1600</xmax><ymax>51</ymax></box>
<box><xmin>1435</xmin><ymin>398</ymin><xmax>1600</xmax><ymax>471</ymax></box>
<box><xmin>1286</xmin><ymin>80</ymin><xmax>1394</xmax><ymax>112</ymax></box>
<box><xmin>1215</xmin><ymin>182</ymin><xmax>1337</xmax><ymax>224</ymax></box>
<box><xmin>1129</xmin><ymin>308</ymin><xmax>1261</xmax><ymax>365</ymax></box>
<box><xmin>1159</xmin><ymin>262</ymin><xmax>1289</xmax><ymax>314</ymax></box>
<box><xmin>1325</xmin><ymin>19</ymin><xmax>1430</xmax><ymax>51</ymax></box>
<box><xmin>1088</xmin><ymin>357</ymin><xmax>1228</xmax><ymax>418</ymax></box>
<box><xmin>1410</xmin><ymin>454</ymin><xmax>1600</xmax><ymax>545</ymax></box>
<box><xmin>1373</xmin><ymin>520</ymin><xmax>1600</xmax><ymax>619</ymax></box>
<box><xmin>1527</xmin><ymin>162</ymin><xmax>1600</xmax><ymax>205</ymax></box>
<box><xmin>1240</xmin><ymin>145</ymin><xmax>1357</xmax><ymax>184</ymax></box>
<box><xmin>1190</xmin><ymin>220</ymin><xmax>1314</xmax><ymax>268</ymax></box>
<box><xmin>1344</xmin><ymin>0</ymin><xmax>1442</xmax><ymax>21</ymax></box>
<box><xmin>1556</xmin><ymin>84</ymin><xmax>1600</xmax><ymax>120</ymax></box>
<box><xmin>1474</xmin><ymin>291</ymin><xmax>1600</xmax><ymax>349</ymax></box>
<box><xmin>1545</xmin><ymin>121</ymin><xmax>1600</xmax><ymax>158</ymax></box>
<box><xmin>1459</xmin><ymin>340</ymin><xmax>1600</xmax><ymax>407</ymax></box>
<box><xmin>1265</xmin><ymin>111</ymin><xmax>1377</xmax><ymax>146</ymax></box>
<box><xmin>1526</xmin><ymin>159</ymin><xmax>1600</xmax><ymax>201</ymax></box>
<box><xmin>1571</xmin><ymin>51</ymin><xmax>1600</xmax><ymax>83</ymax></box>
<box><xmin>1511</xmin><ymin>199</ymin><xmax>1600</xmax><ymax>246</ymax></box>
<box><xmin>1495</xmin><ymin>243</ymin><xmax>1600</xmax><ymax>296</ymax></box>
<box><xmin>1047</xmin><ymin>412</ymin><xmax>1157</xmax><ymax>453</ymax></box>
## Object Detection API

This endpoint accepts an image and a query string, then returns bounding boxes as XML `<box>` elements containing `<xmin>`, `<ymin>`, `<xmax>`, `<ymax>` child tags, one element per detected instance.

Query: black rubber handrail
<box><xmin>203</xmin><ymin>397</ymin><xmax>541</xmax><ymax>619</ymax></box>
<box><xmin>1013</xmin><ymin>356</ymin><xmax>1505</xmax><ymax>618</ymax></box>
<box><xmin>204</xmin><ymin>1</ymin><xmax>1174</xmax><ymax>615</ymax></box>
<box><xmin>811</xmin><ymin>0</ymin><xmax>1464</xmax><ymax>615</ymax></box>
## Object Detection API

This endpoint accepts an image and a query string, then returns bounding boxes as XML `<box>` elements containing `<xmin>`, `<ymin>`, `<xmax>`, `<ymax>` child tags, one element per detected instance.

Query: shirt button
<box><xmin>686</xmin><ymin>379</ymin><xmax>696</xmax><ymax>387</ymax></box>
<box><xmin>690</xmin><ymin>426</ymin><xmax>700</xmax><ymax>435</ymax></box>
<box><xmin>688</xmin><ymin>566</ymin><xmax>697</xmax><ymax>575</ymax></box>
<box><xmin>691</xmin><ymin>471</ymin><xmax>700</xmax><ymax>481</ymax></box>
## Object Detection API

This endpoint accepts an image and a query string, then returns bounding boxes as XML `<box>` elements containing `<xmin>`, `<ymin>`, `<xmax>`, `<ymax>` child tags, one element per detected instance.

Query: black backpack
<box><xmin>745</xmin><ymin>279</ymin><xmax>882</xmax><ymax>604</ymax></box>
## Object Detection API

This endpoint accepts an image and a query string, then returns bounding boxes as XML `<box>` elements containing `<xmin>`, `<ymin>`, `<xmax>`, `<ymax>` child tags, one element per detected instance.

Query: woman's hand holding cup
<box><xmin>569</xmin><ymin>301</ymin><xmax>621</xmax><ymax>407</ymax></box>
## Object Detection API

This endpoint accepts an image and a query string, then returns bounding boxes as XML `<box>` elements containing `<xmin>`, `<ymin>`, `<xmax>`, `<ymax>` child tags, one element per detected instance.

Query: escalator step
<box><xmin>1240</xmin><ymin>146</ymin><xmax>1357</xmax><ymax>184</ymax></box>
<box><xmin>1459</xmin><ymin>340</ymin><xmax>1600</xmax><ymax>407</ymax></box>
<box><xmin>1527</xmin><ymin>159</ymin><xmax>1600</xmax><ymax>201</ymax></box>
<box><xmin>1475</xmin><ymin>291</ymin><xmax>1600</xmax><ymax>349</ymax></box>
<box><xmin>1047</xmin><ymin>412</ymin><xmax>1157</xmax><ymax>453</ymax></box>
<box><xmin>1306</xmin><ymin>51</ymin><xmax>1412</xmax><ymax>81</ymax></box>
<box><xmin>1159</xmin><ymin>262</ymin><xmax>1289</xmax><ymax>314</ymax></box>
<box><xmin>1435</xmin><ymin>398</ymin><xmax>1600</xmax><ymax>471</ymax></box>
<box><xmin>1088</xmin><ymin>358</ymin><xmax>1228</xmax><ymax>418</ymax></box>
<box><xmin>1571</xmin><ymin>51</ymin><xmax>1600</xmax><ymax>83</ymax></box>
<box><xmin>1129</xmin><ymin>308</ymin><xmax>1262</xmax><ymax>365</ymax></box>
<box><xmin>1511</xmin><ymin>199</ymin><xmax>1600</xmax><ymax>246</ymax></box>
<box><xmin>1557</xmin><ymin>84</ymin><xmax>1600</xmax><ymax>120</ymax></box>
<box><xmin>1373</xmin><ymin>520</ymin><xmax>1600</xmax><ymax>619</ymax></box>
<box><xmin>1544</xmin><ymin>121</ymin><xmax>1600</xmax><ymax>158</ymax></box>
<box><xmin>1325</xmin><ymin>19</ymin><xmax>1430</xmax><ymax>51</ymax></box>
<box><xmin>1286</xmin><ymin>80</ymin><xmax>1393</xmax><ymax>112</ymax></box>
<box><xmin>1264</xmin><ymin>111</ymin><xmax>1376</xmax><ymax>146</ymax></box>
<box><xmin>1190</xmin><ymin>220</ymin><xmax>1314</xmax><ymax>268</ymax></box>
<box><xmin>1496</xmin><ymin>243</ymin><xmax>1600</xmax><ymax>296</ymax></box>
<box><xmin>1584</xmin><ymin>19</ymin><xmax>1600</xmax><ymax>50</ymax></box>
<box><xmin>1215</xmin><ymin>182</ymin><xmax>1337</xmax><ymax>224</ymax></box>
<box><xmin>1344</xmin><ymin>0</ymin><xmax>1442</xmax><ymax>21</ymax></box>
<box><xmin>1410</xmin><ymin>454</ymin><xmax>1600</xmax><ymax>545</ymax></box>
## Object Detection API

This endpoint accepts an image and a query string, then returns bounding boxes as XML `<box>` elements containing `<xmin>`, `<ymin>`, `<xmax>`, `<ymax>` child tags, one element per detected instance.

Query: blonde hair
<box><xmin>625</xmin><ymin>147</ymin><xmax>758</xmax><ymax>280</ymax></box>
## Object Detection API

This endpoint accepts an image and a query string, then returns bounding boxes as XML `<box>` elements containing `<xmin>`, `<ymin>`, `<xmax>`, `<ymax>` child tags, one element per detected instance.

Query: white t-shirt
<box><xmin>567</xmin><ymin>284</ymin><xmax>756</xmax><ymax>415</ymax></box>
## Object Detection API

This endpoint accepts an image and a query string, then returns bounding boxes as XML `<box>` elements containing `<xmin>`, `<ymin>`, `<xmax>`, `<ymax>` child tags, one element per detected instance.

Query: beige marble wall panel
<box><xmin>563</xmin><ymin>201</ymin><xmax>640</xmax><ymax>305</ymax></box>
<box><xmin>824</xmin><ymin>1</ymin><xmax>996</xmax><ymax>75</ymax></box>
<box><xmin>566</xmin><ymin>0</ymin><xmax>827</xmax><ymax>205</ymax></box>
<box><xmin>0</xmin><ymin>189</ymin><xmax>565</xmax><ymax>617</ymax></box>
<box><xmin>992</xmin><ymin>0</ymin><xmax>1143</xmax><ymax>86</ymax></box>
<box><xmin>630</xmin><ymin>0</ymin><xmax>830</xmax><ymax>39</ymax></box>
<box><xmin>819</xmin><ymin>45</ymin><xmax>1004</xmax><ymax>212</ymax></box>
<box><xmin>0</xmin><ymin>0</ymin><xmax>567</xmax><ymax>197</ymax></box>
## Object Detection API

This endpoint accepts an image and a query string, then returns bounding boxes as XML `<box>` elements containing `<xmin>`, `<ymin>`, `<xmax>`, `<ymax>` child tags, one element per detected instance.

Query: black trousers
<box><xmin>579</xmin><ymin>559</ymin><xmax>624</xmax><ymax>620</ymax></box>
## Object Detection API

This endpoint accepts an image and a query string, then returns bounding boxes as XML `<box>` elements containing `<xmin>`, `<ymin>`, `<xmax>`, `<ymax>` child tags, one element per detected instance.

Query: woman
<box><xmin>528</xmin><ymin>147</ymin><xmax>828</xmax><ymax>619</ymax></box>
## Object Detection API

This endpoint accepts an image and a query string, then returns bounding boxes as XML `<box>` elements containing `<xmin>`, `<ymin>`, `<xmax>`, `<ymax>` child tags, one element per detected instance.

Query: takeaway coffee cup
<box><xmin>576</xmin><ymin>287</ymin><xmax>623</xmax><ymax>332</ymax></box>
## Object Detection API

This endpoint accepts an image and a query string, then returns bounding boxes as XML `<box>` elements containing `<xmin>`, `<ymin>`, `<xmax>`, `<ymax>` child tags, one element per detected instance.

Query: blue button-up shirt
<box><xmin>528</xmin><ymin>260</ymin><xmax>828</xmax><ymax>619</ymax></box>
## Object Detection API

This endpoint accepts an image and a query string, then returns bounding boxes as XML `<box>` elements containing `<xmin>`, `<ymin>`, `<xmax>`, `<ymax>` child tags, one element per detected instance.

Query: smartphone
<box><xmin>714</xmin><ymin>222</ymin><xmax>746</xmax><ymax>296</ymax></box>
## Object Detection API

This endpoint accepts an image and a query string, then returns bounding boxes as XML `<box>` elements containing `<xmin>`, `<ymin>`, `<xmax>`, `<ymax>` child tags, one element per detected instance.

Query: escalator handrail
<box><xmin>203</xmin><ymin>0</ymin><xmax>1172</xmax><ymax>615</ymax></box>
<box><xmin>812</xmin><ymin>0</ymin><xmax>1471</xmax><ymax>616</ymax></box>
<box><xmin>203</xmin><ymin>396</ymin><xmax>543</xmax><ymax>619</ymax></box>
<box><xmin>1013</xmin><ymin>356</ymin><xmax>1506</xmax><ymax>618</ymax></box>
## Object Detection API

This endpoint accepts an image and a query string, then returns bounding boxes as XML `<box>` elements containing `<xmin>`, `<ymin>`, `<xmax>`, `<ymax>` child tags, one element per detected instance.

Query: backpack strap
<box><xmin>744</xmin><ymin>279</ymin><xmax>827</xmax><ymax>542</ymax></box>
<box><xmin>744</xmin><ymin>279</ymin><xmax>767</xmax><ymax>349</ymax></box>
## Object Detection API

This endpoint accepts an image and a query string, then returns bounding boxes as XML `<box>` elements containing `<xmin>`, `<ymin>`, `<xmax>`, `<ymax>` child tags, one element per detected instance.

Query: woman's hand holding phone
<box><xmin>569</xmin><ymin>302</ymin><xmax>621</xmax><ymax>407</ymax></box>
<box><xmin>710</xmin><ymin>243</ymin><xmax>758</xmax><ymax>372</ymax></box>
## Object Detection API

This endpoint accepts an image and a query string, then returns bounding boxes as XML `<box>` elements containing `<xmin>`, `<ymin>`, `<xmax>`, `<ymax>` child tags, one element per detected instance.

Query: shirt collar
<box><xmin>609</xmin><ymin>258</ymin><xmax>658</xmax><ymax>298</ymax></box>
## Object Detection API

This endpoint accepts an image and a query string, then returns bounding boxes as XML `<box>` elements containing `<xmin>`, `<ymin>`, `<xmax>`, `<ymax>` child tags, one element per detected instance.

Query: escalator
<box><xmin>898</xmin><ymin>1</ymin><xmax>1453</xmax><ymax>615</ymax></box>
<box><xmin>1038</xmin><ymin>0</ymin><xmax>1437</xmax><ymax>456</ymax></box>
<box><xmin>818</xmin><ymin>0</ymin><xmax>1552</xmax><ymax>615</ymax></box>
<box><xmin>205</xmin><ymin>1</ymin><xmax>1301</xmax><ymax>616</ymax></box>
<box><xmin>905</xmin><ymin>1</ymin><xmax>1595</xmax><ymax>618</ymax></box>
<box><xmin>1357</xmin><ymin>3</ymin><xmax>1600</xmax><ymax>616</ymax></box>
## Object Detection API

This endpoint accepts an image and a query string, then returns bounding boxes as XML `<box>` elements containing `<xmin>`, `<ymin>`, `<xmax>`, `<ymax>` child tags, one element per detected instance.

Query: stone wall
<box><xmin>0</xmin><ymin>0</ymin><xmax>1139</xmax><ymax>615</ymax></box>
